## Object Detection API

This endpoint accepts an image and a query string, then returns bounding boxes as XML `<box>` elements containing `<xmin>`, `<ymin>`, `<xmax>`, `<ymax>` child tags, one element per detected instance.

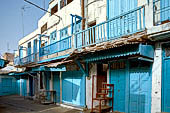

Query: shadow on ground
<box><xmin>0</xmin><ymin>95</ymin><xmax>82</xmax><ymax>113</ymax></box>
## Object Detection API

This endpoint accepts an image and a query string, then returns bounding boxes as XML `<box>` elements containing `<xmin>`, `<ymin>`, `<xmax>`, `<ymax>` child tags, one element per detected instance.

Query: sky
<box><xmin>0</xmin><ymin>0</ymin><xmax>51</xmax><ymax>57</ymax></box>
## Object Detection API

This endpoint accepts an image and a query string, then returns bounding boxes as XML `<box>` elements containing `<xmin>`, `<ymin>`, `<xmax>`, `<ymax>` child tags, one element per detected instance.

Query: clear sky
<box><xmin>0</xmin><ymin>0</ymin><xmax>51</xmax><ymax>56</ymax></box>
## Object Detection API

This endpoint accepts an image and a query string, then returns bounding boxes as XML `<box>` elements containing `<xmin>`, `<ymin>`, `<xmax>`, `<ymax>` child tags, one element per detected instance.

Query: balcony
<box><xmin>74</xmin><ymin>6</ymin><xmax>145</xmax><ymax>48</ymax></box>
<box><xmin>40</xmin><ymin>36</ymin><xmax>72</xmax><ymax>57</ymax></box>
<box><xmin>15</xmin><ymin>6</ymin><xmax>146</xmax><ymax>66</ymax></box>
<box><xmin>19</xmin><ymin>52</ymin><xmax>39</xmax><ymax>66</ymax></box>
<box><xmin>154</xmin><ymin>0</ymin><xmax>170</xmax><ymax>25</ymax></box>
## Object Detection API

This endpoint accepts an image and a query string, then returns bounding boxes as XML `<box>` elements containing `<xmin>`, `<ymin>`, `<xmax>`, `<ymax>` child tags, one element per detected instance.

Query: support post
<box><xmin>60</xmin><ymin>71</ymin><xmax>62</xmax><ymax>103</ymax></box>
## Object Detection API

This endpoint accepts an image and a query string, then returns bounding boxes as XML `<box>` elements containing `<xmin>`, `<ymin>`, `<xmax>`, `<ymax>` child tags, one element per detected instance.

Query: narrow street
<box><xmin>0</xmin><ymin>95</ymin><xmax>82</xmax><ymax>113</ymax></box>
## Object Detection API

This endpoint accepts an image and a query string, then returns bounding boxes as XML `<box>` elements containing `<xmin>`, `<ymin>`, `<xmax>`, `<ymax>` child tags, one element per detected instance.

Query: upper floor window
<box><xmin>60</xmin><ymin>27</ymin><xmax>68</xmax><ymax>39</ymax></box>
<box><xmin>60</xmin><ymin>0</ymin><xmax>73</xmax><ymax>9</ymax></box>
<box><xmin>50</xmin><ymin>30</ymin><xmax>57</xmax><ymax>44</ymax></box>
<box><xmin>51</xmin><ymin>4</ymin><xmax>58</xmax><ymax>15</ymax></box>
<box><xmin>67</xmin><ymin>0</ymin><xmax>73</xmax><ymax>5</ymax></box>
<box><xmin>60</xmin><ymin>0</ymin><xmax>66</xmax><ymax>9</ymax></box>
<box><xmin>41</xmin><ymin>23</ymin><xmax>47</xmax><ymax>34</ymax></box>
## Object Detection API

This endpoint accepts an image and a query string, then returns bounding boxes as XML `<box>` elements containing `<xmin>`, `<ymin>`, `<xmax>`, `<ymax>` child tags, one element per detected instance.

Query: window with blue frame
<box><xmin>60</xmin><ymin>27</ymin><xmax>68</xmax><ymax>40</ymax></box>
<box><xmin>50</xmin><ymin>30</ymin><xmax>57</xmax><ymax>44</ymax></box>
<box><xmin>60</xmin><ymin>27</ymin><xmax>70</xmax><ymax>51</ymax></box>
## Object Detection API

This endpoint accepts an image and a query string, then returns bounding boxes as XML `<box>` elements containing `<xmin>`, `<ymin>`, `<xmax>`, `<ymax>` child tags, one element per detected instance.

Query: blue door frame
<box><xmin>162</xmin><ymin>45</ymin><xmax>170</xmax><ymax>112</ymax></box>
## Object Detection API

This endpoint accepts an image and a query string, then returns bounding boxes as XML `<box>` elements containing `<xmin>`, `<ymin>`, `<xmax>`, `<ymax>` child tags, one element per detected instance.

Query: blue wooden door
<box><xmin>45</xmin><ymin>72</ymin><xmax>50</xmax><ymax>100</ymax></box>
<box><xmin>160</xmin><ymin>0</ymin><xmax>170</xmax><ymax>23</ymax></box>
<box><xmin>53</xmin><ymin>72</ymin><xmax>60</xmax><ymax>103</ymax></box>
<box><xmin>129</xmin><ymin>69</ymin><xmax>151</xmax><ymax>113</ymax></box>
<box><xmin>17</xmin><ymin>79</ymin><xmax>20</xmax><ymax>95</ymax></box>
<box><xmin>1</xmin><ymin>78</ymin><xmax>12</xmax><ymax>95</ymax></box>
<box><xmin>110</xmin><ymin>69</ymin><xmax>126</xmax><ymax>112</ymax></box>
<box><xmin>162</xmin><ymin>57</ymin><xmax>170</xmax><ymax>112</ymax></box>
<box><xmin>73</xmin><ymin>21</ymin><xmax>82</xmax><ymax>48</ymax></box>
<box><xmin>22</xmin><ymin>79</ymin><xmax>27</xmax><ymax>96</ymax></box>
<box><xmin>62</xmin><ymin>71</ymin><xmax>85</xmax><ymax>106</ymax></box>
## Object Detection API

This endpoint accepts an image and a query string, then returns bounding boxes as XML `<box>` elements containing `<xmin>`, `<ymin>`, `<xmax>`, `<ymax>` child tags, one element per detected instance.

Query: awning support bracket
<box><xmin>75</xmin><ymin>60</ymin><xmax>88</xmax><ymax>77</ymax></box>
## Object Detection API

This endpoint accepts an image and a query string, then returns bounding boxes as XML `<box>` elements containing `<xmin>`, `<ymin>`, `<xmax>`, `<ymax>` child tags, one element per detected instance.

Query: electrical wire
<box><xmin>24</xmin><ymin>0</ymin><xmax>61</xmax><ymax>23</ymax></box>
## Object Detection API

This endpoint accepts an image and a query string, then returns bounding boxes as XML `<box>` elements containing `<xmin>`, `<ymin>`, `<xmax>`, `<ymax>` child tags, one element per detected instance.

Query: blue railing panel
<box><xmin>75</xmin><ymin>6</ymin><xmax>145</xmax><ymax>48</ymax></box>
<box><xmin>154</xmin><ymin>0</ymin><xmax>170</xmax><ymax>25</ymax></box>
<box><xmin>40</xmin><ymin>36</ymin><xmax>72</xmax><ymax>57</ymax></box>
<box><xmin>19</xmin><ymin>52</ymin><xmax>39</xmax><ymax>65</ymax></box>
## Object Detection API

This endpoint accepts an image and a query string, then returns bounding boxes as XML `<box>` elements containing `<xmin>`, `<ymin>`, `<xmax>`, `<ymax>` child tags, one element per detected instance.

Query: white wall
<box><xmin>151</xmin><ymin>43</ymin><xmax>162</xmax><ymax>113</ymax></box>
<box><xmin>86</xmin><ymin>63</ymin><xmax>97</xmax><ymax>109</ymax></box>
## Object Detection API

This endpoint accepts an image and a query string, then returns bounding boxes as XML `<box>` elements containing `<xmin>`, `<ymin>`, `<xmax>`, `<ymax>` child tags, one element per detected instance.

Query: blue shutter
<box><xmin>161</xmin><ymin>0</ymin><xmax>170</xmax><ymax>22</ymax></box>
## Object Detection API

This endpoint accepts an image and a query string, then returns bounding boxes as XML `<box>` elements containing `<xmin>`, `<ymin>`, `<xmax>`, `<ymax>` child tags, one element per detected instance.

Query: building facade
<box><xmin>13</xmin><ymin>0</ymin><xmax>170</xmax><ymax>113</ymax></box>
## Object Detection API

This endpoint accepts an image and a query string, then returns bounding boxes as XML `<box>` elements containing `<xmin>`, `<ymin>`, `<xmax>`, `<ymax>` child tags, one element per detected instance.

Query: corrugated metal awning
<box><xmin>83</xmin><ymin>44</ymin><xmax>154</xmax><ymax>62</ymax></box>
<box><xmin>45</xmin><ymin>60</ymin><xmax>73</xmax><ymax>68</ymax></box>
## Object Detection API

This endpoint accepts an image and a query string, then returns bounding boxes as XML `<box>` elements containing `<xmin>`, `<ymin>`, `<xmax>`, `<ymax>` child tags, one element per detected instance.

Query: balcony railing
<box><xmin>16</xmin><ymin>6</ymin><xmax>146</xmax><ymax>66</ymax></box>
<box><xmin>154</xmin><ymin>0</ymin><xmax>170</xmax><ymax>25</ymax></box>
<box><xmin>14</xmin><ymin>56</ymin><xmax>20</xmax><ymax>66</ymax></box>
<box><xmin>20</xmin><ymin>52</ymin><xmax>39</xmax><ymax>65</ymax></box>
<box><xmin>40</xmin><ymin>36</ymin><xmax>72</xmax><ymax>57</ymax></box>
<box><xmin>74</xmin><ymin>6</ymin><xmax>145</xmax><ymax>48</ymax></box>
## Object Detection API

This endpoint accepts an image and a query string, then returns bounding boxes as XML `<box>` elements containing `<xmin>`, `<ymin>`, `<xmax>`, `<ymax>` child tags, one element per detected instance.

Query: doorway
<box><xmin>97</xmin><ymin>64</ymin><xmax>107</xmax><ymax>92</ymax></box>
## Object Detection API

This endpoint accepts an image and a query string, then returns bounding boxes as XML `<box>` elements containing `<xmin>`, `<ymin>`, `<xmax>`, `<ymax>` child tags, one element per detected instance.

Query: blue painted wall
<box><xmin>62</xmin><ymin>70</ymin><xmax>85</xmax><ymax>106</ymax></box>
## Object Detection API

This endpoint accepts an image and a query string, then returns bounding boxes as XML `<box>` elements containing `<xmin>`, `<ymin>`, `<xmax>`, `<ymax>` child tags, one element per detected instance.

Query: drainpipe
<box><xmin>81</xmin><ymin>0</ymin><xmax>85</xmax><ymax>30</ymax></box>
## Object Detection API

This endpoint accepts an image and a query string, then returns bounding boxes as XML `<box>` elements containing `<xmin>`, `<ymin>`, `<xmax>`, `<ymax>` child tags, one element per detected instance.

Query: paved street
<box><xmin>0</xmin><ymin>95</ymin><xmax>83</xmax><ymax>113</ymax></box>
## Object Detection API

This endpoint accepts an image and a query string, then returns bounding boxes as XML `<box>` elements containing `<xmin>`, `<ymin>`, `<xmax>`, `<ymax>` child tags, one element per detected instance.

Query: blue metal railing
<box><xmin>14</xmin><ymin>56</ymin><xmax>20</xmax><ymax>66</ymax></box>
<box><xmin>74</xmin><ymin>6</ymin><xmax>145</xmax><ymax>48</ymax></box>
<box><xmin>20</xmin><ymin>52</ymin><xmax>39</xmax><ymax>65</ymax></box>
<box><xmin>40</xmin><ymin>36</ymin><xmax>72</xmax><ymax>57</ymax></box>
<box><xmin>153</xmin><ymin>0</ymin><xmax>170</xmax><ymax>25</ymax></box>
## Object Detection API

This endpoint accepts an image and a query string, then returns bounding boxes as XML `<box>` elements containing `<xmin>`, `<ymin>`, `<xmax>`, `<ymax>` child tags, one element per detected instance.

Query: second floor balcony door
<box><xmin>33</xmin><ymin>39</ymin><xmax>38</xmax><ymax>62</ymax></box>
<box><xmin>74</xmin><ymin>21</ymin><xmax>82</xmax><ymax>47</ymax></box>
<box><xmin>27</xmin><ymin>42</ymin><xmax>31</xmax><ymax>62</ymax></box>
<box><xmin>160</xmin><ymin>0</ymin><xmax>170</xmax><ymax>23</ymax></box>
<box><xmin>107</xmin><ymin>0</ymin><xmax>138</xmax><ymax>39</ymax></box>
